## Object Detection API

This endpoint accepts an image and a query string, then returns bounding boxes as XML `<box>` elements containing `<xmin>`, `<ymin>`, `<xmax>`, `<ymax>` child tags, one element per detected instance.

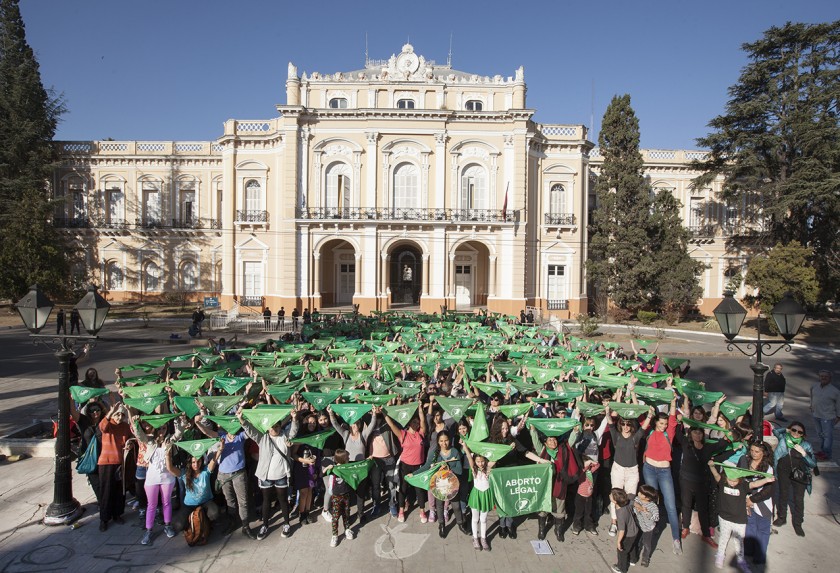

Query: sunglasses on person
<box><xmin>789</xmin><ymin>427</ymin><xmax>804</xmax><ymax>435</ymax></box>
<box><xmin>619</xmin><ymin>422</ymin><xmax>633</xmax><ymax>428</ymax></box>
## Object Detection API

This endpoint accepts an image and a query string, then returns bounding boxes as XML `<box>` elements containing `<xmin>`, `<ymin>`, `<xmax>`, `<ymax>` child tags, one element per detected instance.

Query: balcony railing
<box><xmin>236</xmin><ymin>210</ymin><xmax>269</xmax><ymax>223</ymax></box>
<box><xmin>688</xmin><ymin>224</ymin><xmax>716</xmax><ymax>238</ymax></box>
<box><xmin>296</xmin><ymin>207</ymin><xmax>518</xmax><ymax>223</ymax></box>
<box><xmin>547</xmin><ymin>299</ymin><xmax>569</xmax><ymax>310</ymax></box>
<box><xmin>544</xmin><ymin>213</ymin><xmax>576</xmax><ymax>225</ymax></box>
<box><xmin>54</xmin><ymin>217</ymin><xmax>91</xmax><ymax>228</ymax></box>
<box><xmin>99</xmin><ymin>218</ymin><xmax>128</xmax><ymax>229</ymax></box>
<box><xmin>240</xmin><ymin>296</ymin><xmax>264</xmax><ymax>308</ymax></box>
<box><xmin>171</xmin><ymin>218</ymin><xmax>202</xmax><ymax>229</ymax></box>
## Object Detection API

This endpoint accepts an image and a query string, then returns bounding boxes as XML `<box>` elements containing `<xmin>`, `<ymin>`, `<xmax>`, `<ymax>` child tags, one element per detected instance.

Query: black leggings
<box><xmin>260</xmin><ymin>486</ymin><xmax>290</xmax><ymax>526</ymax></box>
<box><xmin>398</xmin><ymin>462</ymin><xmax>426</xmax><ymax>510</ymax></box>
<box><xmin>680</xmin><ymin>478</ymin><xmax>710</xmax><ymax>535</ymax></box>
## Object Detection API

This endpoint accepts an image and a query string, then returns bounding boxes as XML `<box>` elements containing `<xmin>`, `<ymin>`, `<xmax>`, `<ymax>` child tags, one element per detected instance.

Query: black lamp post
<box><xmin>15</xmin><ymin>284</ymin><xmax>110</xmax><ymax>526</ymax></box>
<box><xmin>712</xmin><ymin>291</ymin><xmax>806</xmax><ymax>438</ymax></box>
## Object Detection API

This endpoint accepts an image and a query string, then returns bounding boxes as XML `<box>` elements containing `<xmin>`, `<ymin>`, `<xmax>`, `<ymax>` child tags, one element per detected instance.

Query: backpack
<box><xmin>183</xmin><ymin>506</ymin><xmax>211</xmax><ymax>546</ymax></box>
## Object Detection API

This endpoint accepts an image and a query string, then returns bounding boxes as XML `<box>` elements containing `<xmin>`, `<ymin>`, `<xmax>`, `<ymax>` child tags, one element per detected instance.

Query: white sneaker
<box><xmin>330</xmin><ymin>535</ymin><xmax>339</xmax><ymax>547</ymax></box>
<box><xmin>281</xmin><ymin>524</ymin><xmax>291</xmax><ymax>538</ymax></box>
<box><xmin>673</xmin><ymin>539</ymin><xmax>683</xmax><ymax>555</ymax></box>
<box><xmin>322</xmin><ymin>511</ymin><xmax>333</xmax><ymax>523</ymax></box>
<box><xmin>346</xmin><ymin>528</ymin><xmax>355</xmax><ymax>540</ymax></box>
<box><xmin>608</xmin><ymin>523</ymin><xmax>617</xmax><ymax>537</ymax></box>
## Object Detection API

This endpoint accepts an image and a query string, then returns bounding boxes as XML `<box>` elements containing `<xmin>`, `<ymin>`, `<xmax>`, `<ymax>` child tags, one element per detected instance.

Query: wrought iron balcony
<box><xmin>296</xmin><ymin>207</ymin><xmax>518</xmax><ymax>223</ymax></box>
<box><xmin>171</xmin><ymin>217</ymin><xmax>203</xmax><ymax>229</ymax></box>
<box><xmin>236</xmin><ymin>210</ymin><xmax>269</xmax><ymax>223</ymax></box>
<box><xmin>54</xmin><ymin>217</ymin><xmax>91</xmax><ymax>228</ymax></box>
<box><xmin>99</xmin><ymin>218</ymin><xmax>128</xmax><ymax>229</ymax></box>
<box><xmin>547</xmin><ymin>299</ymin><xmax>569</xmax><ymax>310</ymax></box>
<box><xmin>137</xmin><ymin>217</ymin><xmax>163</xmax><ymax>229</ymax></box>
<box><xmin>544</xmin><ymin>213</ymin><xmax>576</xmax><ymax>225</ymax></box>
<box><xmin>688</xmin><ymin>224</ymin><xmax>716</xmax><ymax>237</ymax></box>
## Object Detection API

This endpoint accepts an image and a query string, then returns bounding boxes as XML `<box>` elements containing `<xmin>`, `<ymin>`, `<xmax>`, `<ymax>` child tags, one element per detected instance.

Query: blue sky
<box><xmin>19</xmin><ymin>0</ymin><xmax>838</xmax><ymax>149</ymax></box>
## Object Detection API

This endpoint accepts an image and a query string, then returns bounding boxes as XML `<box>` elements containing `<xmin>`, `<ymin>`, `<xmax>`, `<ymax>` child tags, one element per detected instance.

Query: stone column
<box><xmin>489</xmin><ymin>255</ymin><xmax>497</xmax><ymax>297</ymax></box>
<box><xmin>448</xmin><ymin>254</ymin><xmax>456</xmax><ymax>298</ymax></box>
<box><xmin>354</xmin><ymin>254</ymin><xmax>362</xmax><ymax>295</ymax></box>
<box><xmin>422</xmin><ymin>254</ymin><xmax>430</xmax><ymax>296</ymax></box>
<box><xmin>313</xmin><ymin>253</ymin><xmax>321</xmax><ymax>299</ymax></box>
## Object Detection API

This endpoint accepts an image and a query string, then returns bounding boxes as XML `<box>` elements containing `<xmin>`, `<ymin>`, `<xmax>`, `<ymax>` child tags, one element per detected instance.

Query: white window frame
<box><xmin>180</xmin><ymin>260</ymin><xmax>198</xmax><ymax>291</ymax></box>
<box><xmin>243</xmin><ymin>261</ymin><xmax>264</xmax><ymax>298</ymax></box>
<box><xmin>459</xmin><ymin>164</ymin><xmax>488</xmax><ymax>211</ymax></box>
<box><xmin>549</xmin><ymin>183</ymin><xmax>565</xmax><ymax>214</ymax></box>
<box><xmin>244</xmin><ymin>179</ymin><xmax>263</xmax><ymax>212</ymax></box>
<box><xmin>329</xmin><ymin>97</ymin><xmax>348</xmax><ymax>109</ymax></box>
<box><xmin>547</xmin><ymin>264</ymin><xmax>566</xmax><ymax>301</ymax></box>
<box><xmin>393</xmin><ymin>162</ymin><xmax>420</xmax><ymax>211</ymax></box>
<box><xmin>144</xmin><ymin>261</ymin><xmax>161</xmax><ymax>292</ymax></box>
<box><xmin>397</xmin><ymin>99</ymin><xmax>415</xmax><ymax>109</ymax></box>
<box><xmin>325</xmin><ymin>162</ymin><xmax>352</xmax><ymax>213</ymax></box>
<box><xmin>142</xmin><ymin>180</ymin><xmax>162</xmax><ymax>226</ymax></box>
<box><xmin>107</xmin><ymin>262</ymin><xmax>124</xmax><ymax>291</ymax></box>
<box><xmin>465</xmin><ymin>100</ymin><xmax>483</xmax><ymax>111</ymax></box>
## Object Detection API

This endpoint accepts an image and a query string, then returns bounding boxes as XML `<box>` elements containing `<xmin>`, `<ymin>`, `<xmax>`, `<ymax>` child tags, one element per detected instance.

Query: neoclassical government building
<box><xmin>53</xmin><ymin>44</ymin><xmax>762</xmax><ymax>317</ymax></box>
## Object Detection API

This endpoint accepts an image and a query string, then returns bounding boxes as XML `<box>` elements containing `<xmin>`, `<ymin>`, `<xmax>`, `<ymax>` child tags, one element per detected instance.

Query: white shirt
<box><xmin>144</xmin><ymin>447</ymin><xmax>175</xmax><ymax>486</ymax></box>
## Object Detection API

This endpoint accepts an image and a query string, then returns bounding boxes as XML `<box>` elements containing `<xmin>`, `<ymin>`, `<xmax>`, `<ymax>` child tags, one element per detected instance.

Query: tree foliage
<box><xmin>588</xmin><ymin>94</ymin><xmax>703</xmax><ymax>316</ymax></box>
<box><xmin>694</xmin><ymin>21</ymin><xmax>840</xmax><ymax>300</ymax></box>
<box><xmin>0</xmin><ymin>0</ymin><xmax>70</xmax><ymax>300</ymax></box>
<box><xmin>744</xmin><ymin>242</ymin><xmax>819</xmax><ymax>318</ymax></box>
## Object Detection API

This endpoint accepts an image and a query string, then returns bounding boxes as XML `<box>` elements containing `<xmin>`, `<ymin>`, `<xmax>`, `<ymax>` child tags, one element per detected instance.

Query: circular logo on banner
<box><xmin>192</xmin><ymin>443</ymin><xmax>202</xmax><ymax>451</ymax></box>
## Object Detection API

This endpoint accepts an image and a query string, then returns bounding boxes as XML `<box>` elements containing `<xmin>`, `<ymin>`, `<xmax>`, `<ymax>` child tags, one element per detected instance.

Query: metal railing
<box><xmin>547</xmin><ymin>299</ymin><xmax>569</xmax><ymax>310</ymax></box>
<box><xmin>53</xmin><ymin>217</ymin><xmax>91</xmax><ymax>228</ymax></box>
<box><xmin>240</xmin><ymin>296</ymin><xmax>264</xmax><ymax>308</ymax></box>
<box><xmin>544</xmin><ymin>213</ymin><xmax>576</xmax><ymax>225</ymax></box>
<box><xmin>235</xmin><ymin>210</ymin><xmax>269</xmax><ymax>223</ymax></box>
<box><xmin>296</xmin><ymin>207</ymin><xmax>518</xmax><ymax>223</ymax></box>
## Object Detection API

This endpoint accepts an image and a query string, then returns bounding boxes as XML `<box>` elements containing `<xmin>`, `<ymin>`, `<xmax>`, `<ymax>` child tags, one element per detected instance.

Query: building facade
<box><xmin>53</xmin><ymin>44</ymin><xmax>763</xmax><ymax>317</ymax></box>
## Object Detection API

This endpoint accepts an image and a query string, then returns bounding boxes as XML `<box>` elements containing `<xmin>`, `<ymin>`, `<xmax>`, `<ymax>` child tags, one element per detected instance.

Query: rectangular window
<box><xmin>181</xmin><ymin>190</ymin><xmax>196</xmax><ymax>224</ymax></box>
<box><xmin>547</xmin><ymin>265</ymin><xmax>566</xmax><ymax>301</ymax></box>
<box><xmin>143</xmin><ymin>184</ymin><xmax>161</xmax><ymax>226</ymax></box>
<box><xmin>72</xmin><ymin>190</ymin><xmax>86</xmax><ymax>220</ymax></box>
<box><xmin>243</xmin><ymin>261</ymin><xmax>263</xmax><ymax>297</ymax></box>
<box><xmin>107</xmin><ymin>188</ymin><xmax>124</xmax><ymax>224</ymax></box>
<box><xmin>689</xmin><ymin>197</ymin><xmax>705</xmax><ymax>229</ymax></box>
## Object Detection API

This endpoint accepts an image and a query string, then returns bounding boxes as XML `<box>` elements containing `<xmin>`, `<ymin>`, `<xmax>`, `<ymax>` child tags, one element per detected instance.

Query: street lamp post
<box><xmin>713</xmin><ymin>291</ymin><xmax>806</xmax><ymax>438</ymax></box>
<box><xmin>15</xmin><ymin>284</ymin><xmax>110</xmax><ymax>526</ymax></box>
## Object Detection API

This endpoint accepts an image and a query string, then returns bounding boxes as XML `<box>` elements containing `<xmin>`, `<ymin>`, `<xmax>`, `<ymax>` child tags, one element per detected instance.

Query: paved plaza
<box><xmin>1</xmin><ymin>319</ymin><xmax>839</xmax><ymax>572</ymax></box>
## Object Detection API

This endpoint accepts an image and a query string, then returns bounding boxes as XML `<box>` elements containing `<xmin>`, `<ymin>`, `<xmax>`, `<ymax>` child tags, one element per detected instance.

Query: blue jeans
<box><xmin>814</xmin><ymin>417</ymin><xmax>834</xmax><ymax>457</ymax></box>
<box><xmin>763</xmin><ymin>392</ymin><xmax>785</xmax><ymax>418</ymax></box>
<box><xmin>745</xmin><ymin>511</ymin><xmax>771</xmax><ymax>564</ymax></box>
<box><xmin>642</xmin><ymin>463</ymin><xmax>680</xmax><ymax>542</ymax></box>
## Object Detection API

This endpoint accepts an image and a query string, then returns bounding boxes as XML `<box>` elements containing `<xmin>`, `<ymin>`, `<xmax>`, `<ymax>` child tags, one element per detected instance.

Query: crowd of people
<box><xmin>67</xmin><ymin>311</ymin><xmax>833</xmax><ymax>571</ymax></box>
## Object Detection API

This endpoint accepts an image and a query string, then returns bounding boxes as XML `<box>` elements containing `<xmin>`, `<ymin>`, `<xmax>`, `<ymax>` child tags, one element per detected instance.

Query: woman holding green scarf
<box><xmin>771</xmin><ymin>421</ymin><xmax>817</xmax><ymax>536</ymax></box>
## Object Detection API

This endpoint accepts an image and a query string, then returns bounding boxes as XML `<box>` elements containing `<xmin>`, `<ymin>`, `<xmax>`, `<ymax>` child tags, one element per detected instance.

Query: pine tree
<box><xmin>587</xmin><ymin>94</ymin><xmax>658</xmax><ymax>311</ymax></box>
<box><xmin>694</xmin><ymin>20</ymin><xmax>840</xmax><ymax>300</ymax></box>
<box><xmin>0</xmin><ymin>0</ymin><xmax>70</xmax><ymax>299</ymax></box>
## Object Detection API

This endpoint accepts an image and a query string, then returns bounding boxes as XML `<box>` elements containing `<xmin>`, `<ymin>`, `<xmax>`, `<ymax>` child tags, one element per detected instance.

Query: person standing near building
<box><xmin>763</xmin><ymin>363</ymin><xmax>787</xmax><ymax>421</ymax></box>
<box><xmin>277</xmin><ymin>306</ymin><xmax>285</xmax><ymax>330</ymax></box>
<box><xmin>292</xmin><ymin>308</ymin><xmax>300</xmax><ymax>331</ymax></box>
<box><xmin>69</xmin><ymin>308</ymin><xmax>81</xmax><ymax>334</ymax></box>
<box><xmin>810</xmin><ymin>370</ymin><xmax>840</xmax><ymax>461</ymax></box>
<box><xmin>56</xmin><ymin>308</ymin><xmax>66</xmax><ymax>335</ymax></box>
<box><xmin>263</xmin><ymin>307</ymin><xmax>272</xmax><ymax>329</ymax></box>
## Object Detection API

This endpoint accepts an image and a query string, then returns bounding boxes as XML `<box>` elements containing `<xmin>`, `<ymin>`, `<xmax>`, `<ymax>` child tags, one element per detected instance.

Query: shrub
<box><xmin>607</xmin><ymin>307</ymin><xmax>633</xmax><ymax>324</ymax></box>
<box><xmin>576</xmin><ymin>313</ymin><xmax>600</xmax><ymax>337</ymax></box>
<box><xmin>637</xmin><ymin>310</ymin><xmax>658</xmax><ymax>324</ymax></box>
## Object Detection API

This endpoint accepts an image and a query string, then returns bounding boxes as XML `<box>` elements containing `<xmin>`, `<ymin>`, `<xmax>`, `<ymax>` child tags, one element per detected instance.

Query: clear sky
<box><xmin>19</xmin><ymin>0</ymin><xmax>838</xmax><ymax>150</ymax></box>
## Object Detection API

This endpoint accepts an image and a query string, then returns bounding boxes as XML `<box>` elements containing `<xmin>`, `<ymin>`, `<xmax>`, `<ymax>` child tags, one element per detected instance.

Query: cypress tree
<box><xmin>0</xmin><ymin>0</ymin><xmax>70</xmax><ymax>299</ymax></box>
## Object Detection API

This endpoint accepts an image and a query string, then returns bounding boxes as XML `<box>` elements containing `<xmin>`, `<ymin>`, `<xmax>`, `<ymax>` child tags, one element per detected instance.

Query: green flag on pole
<box><xmin>469</xmin><ymin>402</ymin><xmax>489</xmax><ymax>442</ymax></box>
<box><xmin>174</xmin><ymin>439</ymin><xmax>219</xmax><ymax>459</ymax></box>
<box><xmin>241</xmin><ymin>406</ymin><xmax>293</xmax><ymax>433</ymax></box>
<box><xmin>140</xmin><ymin>413</ymin><xmax>179</xmax><ymax>429</ymax></box>
<box><xmin>69</xmin><ymin>386</ymin><xmax>110</xmax><ymax>403</ymax></box>
<box><xmin>123</xmin><ymin>394</ymin><xmax>168</xmax><ymax>414</ymax></box>
<box><xmin>434</xmin><ymin>397</ymin><xmax>473</xmax><ymax>422</ymax></box>
<box><xmin>330</xmin><ymin>403</ymin><xmax>373</xmax><ymax>425</ymax></box>
<box><xmin>290</xmin><ymin>428</ymin><xmax>337</xmax><ymax>450</ymax></box>
<box><xmin>489</xmin><ymin>463</ymin><xmax>554</xmax><ymax>517</ymax></box>
<box><xmin>461</xmin><ymin>439</ymin><xmax>513</xmax><ymax>461</ymax></box>
<box><xmin>205</xmin><ymin>415</ymin><xmax>242</xmax><ymax>434</ymax></box>
<box><xmin>198</xmin><ymin>395</ymin><xmax>242</xmax><ymax>416</ymax></box>
<box><xmin>526</xmin><ymin>417</ymin><xmax>580</xmax><ymax>436</ymax></box>
<box><xmin>327</xmin><ymin>459</ymin><xmax>373</xmax><ymax>490</ymax></box>
<box><xmin>384</xmin><ymin>403</ymin><xmax>419</xmax><ymax>428</ymax></box>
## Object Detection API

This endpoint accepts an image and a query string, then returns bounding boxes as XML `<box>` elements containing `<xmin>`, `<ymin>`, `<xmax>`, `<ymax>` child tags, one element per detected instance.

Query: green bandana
<box><xmin>290</xmin><ymin>428</ymin><xmax>337</xmax><ymax>450</ymax></box>
<box><xmin>174</xmin><ymin>439</ymin><xmax>218</xmax><ymax>459</ymax></box>
<box><xmin>545</xmin><ymin>446</ymin><xmax>558</xmax><ymax>460</ymax></box>
<box><xmin>241</xmin><ymin>407</ymin><xmax>293</xmax><ymax>433</ymax></box>
<box><xmin>785</xmin><ymin>432</ymin><xmax>803</xmax><ymax>449</ymax></box>
<box><xmin>69</xmin><ymin>386</ymin><xmax>109</xmax><ymax>403</ymax></box>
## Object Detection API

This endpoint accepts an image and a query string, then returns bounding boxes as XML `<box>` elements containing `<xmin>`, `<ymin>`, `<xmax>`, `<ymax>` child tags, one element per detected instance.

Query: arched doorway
<box><xmin>389</xmin><ymin>243</ymin><xmax>422</xmax><ymax>307</ymax></box>
<box><xmin>452</xmin><ymin>240</ymin><xmax>492</xmax><ymax>310</ymax></box>
<box><xmin>317</xmin><ymin>239</ymin><xmax>357</xmax><ymax>308</ymax></box>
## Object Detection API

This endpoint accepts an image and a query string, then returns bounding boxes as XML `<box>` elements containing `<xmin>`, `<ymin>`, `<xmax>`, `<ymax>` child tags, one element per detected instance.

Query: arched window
<box><xmin>106</xmin><ymin>262</ymin><xmax>124</xmax><ymax>291</ymax></box>
<box><xmin>549</xmin><ymin>184</ymin><xmax>565</xmax><ymax>214</ymax></box>
<box><xmin>144</xmin><ymin>262</ymin><xmax>161</xmax><ymax>292</ymax></box>
<box><xmin>393</xmin><ymin>163</ymin><xmax>419</xmax><ymax>212</ymax></box>
<box><xmin>329</xmin><ymin>98</ymin><xmax>348</xmax><ymax>109</ymax></box>
<box><xmin>459</xmin><ymin>164</ymin><xmax>488</xmax><ymax>211</ymax></box>
<box><xmin>180</xmin><ymin>261</ymin><xmax>198</xmax><ymax>291</ymax></box>
<box><xmin>245</xmin><ymin>179</ymin><xmax>262</xmax><ymax>213</ymax></box>
<box><xmin>465</xmin><ymin>100</ymin><xmax>483</xmax><ymax>111</ymax></box>
<box><xmin>397</xmin><ymin>99</ymin><xmax>415</xmax><ymax>109</ymax></box>
<box><xmin>325</xmin><ymin>163</ymin><xmax>352</xmax><ymax>216</ymax></box>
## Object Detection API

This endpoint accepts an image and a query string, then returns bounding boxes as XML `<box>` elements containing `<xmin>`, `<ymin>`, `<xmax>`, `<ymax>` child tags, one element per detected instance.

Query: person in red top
<box><xmin>641</xmin><ymin>395</ymin><xmax>683</xmax><ymax>555</ymax></box>
<box><xmin>97</xmin><ymin>403</ymin><xmax>132</xmax><ymax>531</ymax></box>
<box><xmin>384</xmin><ymin>410</ymin><xmax>427</xmax><ymax>523</ymax></box>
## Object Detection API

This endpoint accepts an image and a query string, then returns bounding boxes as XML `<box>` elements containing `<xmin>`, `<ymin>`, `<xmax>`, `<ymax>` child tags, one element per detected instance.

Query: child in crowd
<box><xmin>323</xmin><ymin>449</ymin><xmax>354</xmax><ymax>547</ymax></box>
<box><xmin>631</xmin><ymin>485</ymin><xmax>660</xmax><ymax>567</ymax></box>
<box><xmin>462</xmin><ymin>442</ymin><xmax>496</xmax><ymax>551</ymax></box>
<box><xmin>611</xmin><ymin>488</ymin><xmax>639</xmax><ymax>573</ymax></box>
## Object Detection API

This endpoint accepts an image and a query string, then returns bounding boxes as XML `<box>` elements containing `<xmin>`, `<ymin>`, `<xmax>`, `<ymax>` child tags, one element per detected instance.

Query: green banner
<box><xmin>358</xmin><ymin>394</ymin><xmax>393</xmax><ymax>406</ymax></box>
<box><xmin>434</xmin><ymin>397</ymin><xmax>472</xmax><ymax>422</ymax></box>
<box><xmin>140</xmin><ymin>413</ymin><xmax>179</xmax><ymax>429</ymax></box>
<box><xmin>714</xmin><ymin>462</ymin><xmax>773</xmax><ymax>480</ymax></box>
<box><xmin>168</xmin><ymin>379</ymin><xmax>206</xmax><ymax>397</ymax></box>
<box><xmin>489</xmin><ymin>463</ymin><xmax>554</xmax><ymax>517</ymax></box>
<box><xmin>174</xmin><ymin>439</ymin><xmax>218</xmax><ymax>459</ymax></box>
<box><xmin>719</xmin><ymin>401</ymin><xmax>751</xmax><ymax>420</ymax></box>
<box><xmin>301</xmin><ymin>391</ymin><xmax>342</xmax><ymax>411</ymax></box>
<box><xmin>241</xmin><ymin>406</ymin><xmax>293</xmax><ymax>433</ymax></box>
<box><xmin>123</xmin><ymin>394</ymin><xmax>168</xmax><ymax>414</ymax></box>
<box><xmin>683</xmin><ymin>388</ymin><xmax>725</xmax><ymax>405</ymax></box>
<box><xmin>290</xmin><ymin>428</ymin><xmax>336</xmax><ymax>450</ymax></box>
<box><xmin>384</xmin><ymin>403</ymin><xmax>418</xmax><ymax>428</ymax></box>
<box><xmin>462</xmin><ymin>439</ymin><xmax>513</xmax><ymax>461</ymax></box>
<box><xmin>526</xmin><ymin>417</ymin><xmax>580</xmax><ymax>436</ymax></box>
<box><xmin>121</xmin><ymin>383</ymin><xmax>167</xmax><ymax>399</ymax></box>
<box><xmin>327</xmin><ymin>459</ymin><xmax>373</xmax><ymax>490</ymax></box>
<box><xmin>213</xmin><ymin>376</ymin><xmax>252</xmax><ymax>395</ymax></box>
<box><xmin>607</xmin><ymin>402</ymin><xmax>651</xmax><ymax>419</ymax></box>
<box><xmin>205</xmin><ymin>415</ymin><xmax>242</xmax><ymax>434</ymax></box>
<box><xmin>330</xmin><ymin>403</ymin><xmax>373</xmax><ymax>425</ymax></box>
<box><xmin>69</xmin><ymin>386</ymin><xmax>109</xmax><ymax>403</ymax></box>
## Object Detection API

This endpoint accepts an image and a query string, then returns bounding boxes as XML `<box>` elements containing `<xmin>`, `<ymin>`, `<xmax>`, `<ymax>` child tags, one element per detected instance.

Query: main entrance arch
<box><xmin>388</xmin><ymin>242</ymin><xmax>423</xmax><ymax>307</ymax></box>
<box><xmin>451</xmin><ymin>240</ymin><xmax>492</xmax><ymax>310</ymax></box>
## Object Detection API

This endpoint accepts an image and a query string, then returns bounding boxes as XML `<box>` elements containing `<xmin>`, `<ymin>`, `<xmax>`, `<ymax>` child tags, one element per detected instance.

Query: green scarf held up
<box><xmin>785</xmin><ymin>432</ymin><xmax>803</xmax><ymax>449</ymax></box>
<box><xmin>544</xmin><ymin>446</ymin><xmax>558</xmax><ymax>460</ymax></box>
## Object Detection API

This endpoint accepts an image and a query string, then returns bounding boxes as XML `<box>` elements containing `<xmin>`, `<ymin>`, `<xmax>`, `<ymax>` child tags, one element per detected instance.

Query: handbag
<box><xmin>789</xmin><ymin>465</ymin><xmax>811</xmax><ymax>485</ymax></box>
<box><xmin>76</xmin><ymin>436</ymin><xmax>99</xmax><ymax>475</ymax></box>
